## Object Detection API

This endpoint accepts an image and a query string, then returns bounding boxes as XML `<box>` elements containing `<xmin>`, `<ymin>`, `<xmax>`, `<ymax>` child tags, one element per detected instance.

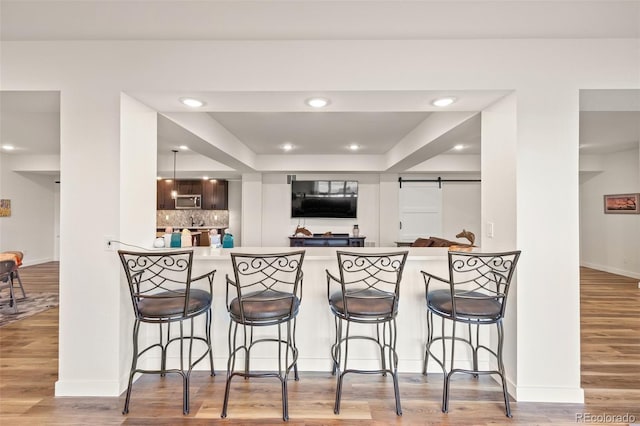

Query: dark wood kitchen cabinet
<box><xmin>176</xmin><ymin>180</ymin><xmax>203</xmax><ymax>196</ymax></box>
<box><xmin>157</xmin><ymin>179</ymin><xmax>227</xmax><ymax>210</ymax></box>
<box><xmin>156</xmin><ymin>179</ymin><xmax>175</xmax><ymax>210</ymax></box>
<box><xmin>202</xmin><ymin>179</ymin><xmax>228</xmax><ymax>210</ymax></box>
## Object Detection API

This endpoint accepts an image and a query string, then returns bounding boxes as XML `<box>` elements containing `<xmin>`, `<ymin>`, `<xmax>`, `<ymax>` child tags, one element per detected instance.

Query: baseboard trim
<box><xmin>581</xmin><ymin>262</ymin><xmax>640</xmax><ymax>280</ymax></box>
<box><xmin>507</xmin><ymin>377</ymin><xmax>584</xmax><ymax>403</ymax></box>
<box><xmin>55</xmin><ymin>379</ymin><xmax>121</xmax><ymax>397</ymax></box>
<box><xmin>21</xmin><ymin>257</ymin><xmax>55</xmax><ymax>267</ymax></box>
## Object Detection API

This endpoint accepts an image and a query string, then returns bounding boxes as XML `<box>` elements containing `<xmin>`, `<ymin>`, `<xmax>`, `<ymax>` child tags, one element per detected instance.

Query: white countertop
<box><xmin>190</xmin><ymin>245</ymin><xmax>455</xmax><ymax>261</ymax></box>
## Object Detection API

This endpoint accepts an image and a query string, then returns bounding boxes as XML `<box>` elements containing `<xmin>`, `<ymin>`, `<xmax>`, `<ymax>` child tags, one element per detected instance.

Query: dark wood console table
<box><xmin>289</xmin><ymin>233</ymin><xmax>365</xmax><ymax>247</ymax></box>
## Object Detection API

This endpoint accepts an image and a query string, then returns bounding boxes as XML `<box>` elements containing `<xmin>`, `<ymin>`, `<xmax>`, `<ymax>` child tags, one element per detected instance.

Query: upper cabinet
<box><xmin>202</xmin><ymin>179</ymin><xmax>228</xmax><ymax>210</ymax></box>
<box><xmin>158</xmin><ymin>179</ymin><xmax>228</xmax><ymax>210</ymax></box>
<box><xmin>157</xmin><ymin>179</ymin><xmax>175</xmax><ymax>210</ymax></box>
<box><xmin>176</xmin><ymin>180</ymin><xmax>202</xmax><ymax>196</ymax></box>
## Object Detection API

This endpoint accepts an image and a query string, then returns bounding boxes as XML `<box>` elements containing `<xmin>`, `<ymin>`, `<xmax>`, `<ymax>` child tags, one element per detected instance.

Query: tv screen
<box><xmin>291</xmin><ymin>180</ymin><xmax>358</xmax><ymax>218</ymax></box>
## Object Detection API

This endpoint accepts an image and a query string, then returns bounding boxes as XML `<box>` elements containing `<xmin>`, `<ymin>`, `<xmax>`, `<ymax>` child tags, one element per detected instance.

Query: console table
<box><xmin>289</xmin><ymin>233</ymin><xmax>366</xmax><ymax>247</ymax></box>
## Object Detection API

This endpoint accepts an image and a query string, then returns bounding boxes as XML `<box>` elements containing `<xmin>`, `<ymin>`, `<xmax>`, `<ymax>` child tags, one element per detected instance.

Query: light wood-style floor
<box><xmin>1</xmin><ymin>263</ymin><xmax>638</xmax><ymax>425</ymax></box>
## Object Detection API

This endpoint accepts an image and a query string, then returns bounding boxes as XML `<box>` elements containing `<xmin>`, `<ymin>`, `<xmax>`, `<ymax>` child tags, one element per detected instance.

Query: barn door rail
<box><xmin>398</xmin><ymin>176</ymin><xmax>481</xmax><ymax>189</ymax></box>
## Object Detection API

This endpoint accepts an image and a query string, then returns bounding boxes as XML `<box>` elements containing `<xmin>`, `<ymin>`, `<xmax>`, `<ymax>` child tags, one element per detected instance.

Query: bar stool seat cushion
<box><xmin>329</xmin><ymin>289</ymin><xmax>396</xmax><ymax>317</ymax></box>
<box><xmin>138</xmin><ymin>289</ymin><xmax>212</xmax><ymax>318</ymax></box>
<box><xmin>229</xmin><ymin>290</ymin><xmax>300</xmax><ymax>322</ymax></box>
<box><xmin>427</xmin><ymin>289</ymin><xmax>501</xmax><ymax>320</ymax></box>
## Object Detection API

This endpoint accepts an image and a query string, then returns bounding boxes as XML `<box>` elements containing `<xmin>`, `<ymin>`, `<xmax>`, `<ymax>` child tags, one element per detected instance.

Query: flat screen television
<box><xmin>291</xmin><ymin>180</ymin><xmax>358</xmax><ymax>218</ymax></box>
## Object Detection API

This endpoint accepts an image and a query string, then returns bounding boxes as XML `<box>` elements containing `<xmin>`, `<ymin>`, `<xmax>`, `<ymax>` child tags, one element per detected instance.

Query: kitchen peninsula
<box><xmin>179</xmin><ymin>246</ymin><xmax>478</xmax><ymax>374</ymax></box>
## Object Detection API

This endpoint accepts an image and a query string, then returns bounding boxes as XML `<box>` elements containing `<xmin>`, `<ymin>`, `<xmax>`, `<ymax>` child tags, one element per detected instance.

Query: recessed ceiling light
<box><xmin>179</xmin><ymin>145</ymin><xmax>189</xmax><ymax>150</ymax></box>
<box><xmin>306</xmin><ymin>97</ymin><xmax>330</xmax><ymax>108</ymax></box>
<box><xmin>432</xmin><ymin>97</ymin><xmax>457</xmax><ymax>107</ymax></box>
<box><xmin>348</xmin><ymin>144</ymin><xmax>360</xmax><ymax>151</ymax></box>
<box><xmin>282</xmin><ymin>143</ymin><xmax>293</xmax><ymax>151</ymax></box>
<box><xmin>453</xmin><ymin>144</ymin><xmax>464</xmax><ymax>151</ymax></box>
<box><xmin>179</xmin><ymin>97</ymin><xmax>205</xmax><ymax>108</ymax></box>
<box><xmin>1</xmin><ymin>144</ymin><xmax>15</xmax><ymax>151</ymax></box>
<box><xmin>202</xmin><ymin>176</ymin><xmax>209</xmax><ymax>180</ymax></box>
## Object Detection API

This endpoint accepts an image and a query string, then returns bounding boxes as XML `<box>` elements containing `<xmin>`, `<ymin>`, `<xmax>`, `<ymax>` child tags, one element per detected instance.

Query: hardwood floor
<box><xmin>1</xmin><ymin>263</ymin><xmax>638</xmax><ymax>424</ymax></box>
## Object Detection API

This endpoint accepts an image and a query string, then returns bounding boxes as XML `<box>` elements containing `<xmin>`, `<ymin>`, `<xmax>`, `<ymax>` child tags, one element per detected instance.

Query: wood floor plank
<box><xmin>1</xmin><ymin>262</ymin><xmax>639</xmax><ymax>424</ymax></box>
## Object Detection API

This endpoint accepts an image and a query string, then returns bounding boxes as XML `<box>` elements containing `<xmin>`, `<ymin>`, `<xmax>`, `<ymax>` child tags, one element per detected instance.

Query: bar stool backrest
<box><xmin>447</xmin><ymin>250</ymin><xmax>521</xmax><ymax>320</ymax></box>
<box><xmin>118</xmin><ymin>250</ymin><xmax>194</xmax><ymax>321</ymax></box>
<box><xmin>335</xmin><ymin>251</ymin><xmax>408</xmax><ymax>316</ymax></box>
<box><xmin>228</xmin><ymin>251</ymin><xmax>305</xmax><ymax>322</ymax></box>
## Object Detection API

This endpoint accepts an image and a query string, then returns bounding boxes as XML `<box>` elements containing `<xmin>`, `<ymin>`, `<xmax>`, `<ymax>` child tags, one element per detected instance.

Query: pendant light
<box><xmin>171</xmin><ymin>149</ymin><xmax>178</xmax><ymax>199</ymax></box>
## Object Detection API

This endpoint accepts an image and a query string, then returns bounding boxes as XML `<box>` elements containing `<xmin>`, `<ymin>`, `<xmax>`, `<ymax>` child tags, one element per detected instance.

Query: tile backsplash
<box><xmin>157</xmin><ymin>210</ymin><xmax>229</xmax><ymax>228</ymax></box>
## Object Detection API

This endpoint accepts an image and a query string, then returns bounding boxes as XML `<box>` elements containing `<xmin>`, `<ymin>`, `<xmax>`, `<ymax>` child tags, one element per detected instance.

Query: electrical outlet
<box><xmin>104</xmin><ymin>236</ymin><xmax>115</xmax><ymax>251</ymax></box>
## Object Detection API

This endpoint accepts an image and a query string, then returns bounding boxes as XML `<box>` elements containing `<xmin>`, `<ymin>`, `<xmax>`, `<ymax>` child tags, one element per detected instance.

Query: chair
<box><xmin>326</xmin><ymin>250</ymin><xmax>408</xmax><ymax>416</ymax></box>
<box><xmin>221</xmin><ymin>250</ymin><xmax>305</xmax><ymax>421</ymax></box>
<box><xmin>117</xmin><ymin>249</ymin><xmax>216</xmax><ymax>414</ymax></box>
<box><xmin>0</xmin><ymin>260</ymin><xmax>19</xmax><ymax>313</ymax></box>
<box><xmin>0</xmin><ymin>251</ymin><xmax>27</xmax><ymax>302</ymax></box>
<box><xmin>421</xmin><ymin>250</ymin><xmax>521</xmax><ymax>417</ymax></box>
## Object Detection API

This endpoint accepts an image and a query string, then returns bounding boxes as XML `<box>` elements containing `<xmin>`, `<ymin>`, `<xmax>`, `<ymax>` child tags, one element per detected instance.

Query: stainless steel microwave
<box><xmin>175</xmin><ymin>194</ymin><xmax>202</xmax><ymax>209</ymax></box>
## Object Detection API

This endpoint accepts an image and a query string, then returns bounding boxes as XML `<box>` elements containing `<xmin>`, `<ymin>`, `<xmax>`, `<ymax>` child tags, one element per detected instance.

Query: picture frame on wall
<box><xmin>603</xmin><ymin>193</ymin><xmax>640</xmax><ymax>214</ymax></box>
<box><xmin>0</xmin><ymin>199</ymin><xmax>10</xmax><ymax>217</ymax></box>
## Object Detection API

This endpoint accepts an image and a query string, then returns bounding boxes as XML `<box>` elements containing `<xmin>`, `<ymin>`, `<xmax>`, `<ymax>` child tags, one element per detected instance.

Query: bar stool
<box><xmin>221</xmin><ymin>250</ymin><xmax>305</xmax><ymax>421</ymax></box>
<box><xmin>0</xmin><ymin>260</ymin><xmax>18</xmax><ymax>312</ymax></box>
<box><xmin>421</xmin><ymin>250</ymin><xmax>521</xmax><ymax>417</ymax></box>
<box><xmin>0</xmin><ymin>251</ymin><xmax>26</xmax><ymax>301</ymax></box>
<box><xmin>118</xmin><ymin>249</ymin><xmax>216</xmax><ymax>414</ymax></box>
<box><xmin>326</xmin><ymin>250</ymin><xmax>408</xmax><ymax>416</ymax></box>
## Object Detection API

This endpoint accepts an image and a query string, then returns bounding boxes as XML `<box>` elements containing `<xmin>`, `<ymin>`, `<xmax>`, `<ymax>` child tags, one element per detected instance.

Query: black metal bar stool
<box><xmin>221</xmin><ymin>250</ymin><xmax>305</xmax><ymax>421</ymax></box>
<box><xmin>421</xmin><ymin>250</ymin><xmax>521</xmax><ymax>417</ymax></box>
<box><xmin>326</xmin><ymin>250</ymin><xmax>408</xmax><ymax>416</ymax></box>
<box><xmin>118</xmin><ymin>249</ymin><xmax>216</xmax><ymax>414</ymax></box>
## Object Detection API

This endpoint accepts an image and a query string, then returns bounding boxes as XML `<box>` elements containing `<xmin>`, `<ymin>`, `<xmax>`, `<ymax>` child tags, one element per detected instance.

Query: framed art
<box><xmin>603</xmin><ymin>193</ymin><xmax>640</xmax><ymax>214</ymax></box>
<box><xmin>0</xmin><ymin>199</ymin><xmax>10</xmax><ymax>217</ymax></box>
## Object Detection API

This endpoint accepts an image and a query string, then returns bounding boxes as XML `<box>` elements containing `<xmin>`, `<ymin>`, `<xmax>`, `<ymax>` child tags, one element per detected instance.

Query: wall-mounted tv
<box><xmin>291</xmin><ymin>180</ymin><xmax>358</xmax><ymax>218</ymax></box>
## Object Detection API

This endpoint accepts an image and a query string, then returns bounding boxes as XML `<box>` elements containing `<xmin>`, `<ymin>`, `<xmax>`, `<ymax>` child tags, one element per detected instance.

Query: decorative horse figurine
<box><xmin>456</xmin><ymin>229</ymin><xmax>476</xmax><ymax>246</ymax></box>
<box><xmin>294</xmin><ymin>226</ymin><xmax>312</xmax><ymax>237</ymax></box>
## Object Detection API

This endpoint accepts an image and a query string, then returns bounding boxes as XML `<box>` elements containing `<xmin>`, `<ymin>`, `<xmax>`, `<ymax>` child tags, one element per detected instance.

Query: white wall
<box><xmin>258</xmin><ymin>172</ymin><xmax>480</xmax><ymax>248</ymax></box>
<box><xmin>227</xmin><ymin>179</ymin><xmax>242</xmax><ymax>246</ymax></box>
<box><xmin>261</xmin><ymin>173</ymin><xmax>380</xmax><ymax>247</ymax></box>
<box><xmin>580</xmin><ymin>147</ymin><xmax>640</xmax><ymax>278</ymax></box>
<box><xmin>0</xmin><ymin>155</ymin><xmax>57</xmax><ymax>265</ymax></box>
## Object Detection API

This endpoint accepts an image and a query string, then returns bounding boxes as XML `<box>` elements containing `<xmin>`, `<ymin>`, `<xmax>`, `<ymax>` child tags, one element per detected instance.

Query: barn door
<box><xmin>398</xmin><ymin>181</ymin><xmax>442</xmax><ymax>243</ymax></box>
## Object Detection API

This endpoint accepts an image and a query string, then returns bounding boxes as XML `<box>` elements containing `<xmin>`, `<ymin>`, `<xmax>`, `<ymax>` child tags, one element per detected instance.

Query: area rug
<box><xmin>0</xmin><ymin>293</ymin><xmax>59</xmax><ymax>327</ymax></box>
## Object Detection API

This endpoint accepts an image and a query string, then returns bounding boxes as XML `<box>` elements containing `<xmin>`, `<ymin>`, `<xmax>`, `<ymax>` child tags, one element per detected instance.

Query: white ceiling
<box><xmin>2</xmin><ymin>1</ymin><xmax>639</xmax><ymax>40</ymax></box>
<box><xmin>1</xmin><ymin>2</ymin><xmax>638</xmax><ymax>169</ymax></box>
<box><xmin>143</xmin><ymin>89</ymin><xmax>508</xmax><ymax>158</ymax></box>
<box><xmin>207</xmin><ymin>112</ymin><xmax>433</xmax><ymax>155</ymax></box>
